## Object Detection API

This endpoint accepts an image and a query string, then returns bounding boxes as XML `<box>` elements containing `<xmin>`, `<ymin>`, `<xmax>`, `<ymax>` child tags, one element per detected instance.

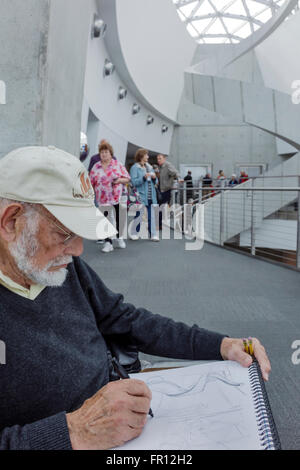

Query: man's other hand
<box><xmin>220</xmin><ymin>337</ymin><xmax>271</xmax><ymax>381</ymax></box>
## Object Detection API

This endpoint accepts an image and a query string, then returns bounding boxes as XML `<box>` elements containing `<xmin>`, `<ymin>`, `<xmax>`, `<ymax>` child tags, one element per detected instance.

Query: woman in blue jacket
<box><xmin>130</xmin><ymin>149</ymin><xmax>159</xmax><ymax>241</ymax></box>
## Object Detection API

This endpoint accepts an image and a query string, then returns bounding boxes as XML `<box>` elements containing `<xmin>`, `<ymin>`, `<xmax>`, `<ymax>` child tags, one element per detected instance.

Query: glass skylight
<box><xmin>173</xmin><ymin>0</ymin><xmax>299</xmax><ymax>44</ymax></box>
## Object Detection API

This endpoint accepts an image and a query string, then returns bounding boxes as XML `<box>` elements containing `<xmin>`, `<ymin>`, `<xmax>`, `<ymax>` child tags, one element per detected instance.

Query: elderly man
<box><xmin>0</xmin><ymin>146</ymin><xmax>271</xmax><ymax>450</ymax></box>
<box><xmin>156</xmin><ymin>154</ymin><xmax>182</xmax><ymax>206</ymax></box>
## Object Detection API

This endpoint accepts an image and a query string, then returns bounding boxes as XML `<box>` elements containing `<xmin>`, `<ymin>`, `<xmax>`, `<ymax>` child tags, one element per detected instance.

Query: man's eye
<box><xmin>55</xmin><ymin>231</ymin><xmax>67</xmax><ymax>239</ymax></box>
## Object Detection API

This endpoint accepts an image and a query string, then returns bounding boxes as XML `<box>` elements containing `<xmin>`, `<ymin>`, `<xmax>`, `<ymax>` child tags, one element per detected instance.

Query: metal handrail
<box><xmin>167</xmin><ymin>180</ymin><xmax>300</xmax><ymax>270</ymax></box>
<box><xmin>171</xmin><ymin>186</ymin><xmax>300</xmax><ymax>191</ymax></box>
<box><xmin>198</xmin><ymin>175</ymin><xmax>300</xmax><ymax>179</ymax></box>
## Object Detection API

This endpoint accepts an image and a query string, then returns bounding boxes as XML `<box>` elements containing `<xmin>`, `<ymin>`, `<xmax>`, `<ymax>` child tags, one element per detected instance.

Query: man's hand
<box><xmin>220</xmin><ymin>337</ymin><xmax>271</xmax><ymax>381</ymax></box>
<box><xmin>66</xmin><ymin>379</ymin><xmax>152</xmax><ymax>450</ymax></box>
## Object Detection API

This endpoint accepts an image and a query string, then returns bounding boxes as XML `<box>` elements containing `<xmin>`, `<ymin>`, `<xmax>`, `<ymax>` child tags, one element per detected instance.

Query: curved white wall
<box><xmin>114</xmin><ymin>0</ymin><xmax>196</xmax><ymax>122</ymax></box>
<box><xmin>255</xmin><ymin>9</ymin><xmax>300</xmax><ymax>96</ymax></box>
<box><xmin>254</xmin><ymin>9</ymin><xmax>300</xmax><ymax>153</ymax></box>
<box><xmin>82</xmin><ymin>0</ymin><xmax>185</xmax><ymax>163</ymax></box>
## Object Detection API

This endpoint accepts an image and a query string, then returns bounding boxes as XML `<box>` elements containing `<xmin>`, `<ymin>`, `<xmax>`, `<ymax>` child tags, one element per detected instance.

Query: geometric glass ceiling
<box><xmin>173</xmin><ymin>0</ymin><xmax>299</xmax><ymax>44</ymax></box>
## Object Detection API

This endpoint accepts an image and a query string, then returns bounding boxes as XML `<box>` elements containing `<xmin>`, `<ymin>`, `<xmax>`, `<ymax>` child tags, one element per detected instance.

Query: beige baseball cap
<box><xmin>0</xmin><ymin>145</ymin><xmax>117</xmax><ymax>240</ymax></box>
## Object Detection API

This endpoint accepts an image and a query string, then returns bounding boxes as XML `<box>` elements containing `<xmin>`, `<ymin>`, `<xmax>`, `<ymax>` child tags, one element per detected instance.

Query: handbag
<box><xmin>120</xmin><ymin>186</ymin><xmax>129</xmax><ymax>205</ymax></box>
<box><xmin>127</xmin><ymin>183</ymin><xmax>142</xmax><ymax>207</ymax></box>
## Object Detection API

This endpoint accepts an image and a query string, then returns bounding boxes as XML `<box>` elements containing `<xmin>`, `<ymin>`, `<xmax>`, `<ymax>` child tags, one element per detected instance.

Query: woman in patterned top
<box><xmin>90</xmin><ymin>142</ymin><xmax>130</xmax><ymax>253</ymax></box>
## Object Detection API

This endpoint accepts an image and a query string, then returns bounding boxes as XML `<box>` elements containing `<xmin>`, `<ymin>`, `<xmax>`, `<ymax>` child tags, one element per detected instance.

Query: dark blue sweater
<box><xmin>0</xmin><ymin>257</ymin><xmax>226</xmax><ymax>450</ymax></box>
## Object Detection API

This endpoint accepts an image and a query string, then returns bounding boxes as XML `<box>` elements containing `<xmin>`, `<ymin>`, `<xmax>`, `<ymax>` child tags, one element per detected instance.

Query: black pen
<box><xmin>112</xmin><ymin>357</ymin><xmax>154</xmax><ymax>418</ymax></box>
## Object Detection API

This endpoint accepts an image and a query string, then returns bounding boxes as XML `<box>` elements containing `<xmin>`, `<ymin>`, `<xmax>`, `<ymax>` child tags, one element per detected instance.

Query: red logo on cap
<box><xmin>73</xmin><ymin>171</ymin><xmax>94</xmax><ymax>199</ymax></box>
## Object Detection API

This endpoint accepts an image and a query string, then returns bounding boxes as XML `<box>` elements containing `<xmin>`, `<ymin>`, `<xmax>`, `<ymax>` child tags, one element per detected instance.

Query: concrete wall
<box><xmin>0</xmin><ymin>0</ymin><xmax>90</xmax><ymax>159</ymax></box>
<box><xmin>171</xmin><ymin>110</ymin><xmax>279</xmax><ymax>179</ymax></box>
<box><xmin>170</xmin><ymin>44</ymin><xmax>279</xmax><ymax>178</ymax></box>
<box><xmin>191</xmin><ymin>45</ymin><xmax>265</xmax><ymax>84</ymax></box>
<box><xmin>0</xmin><ymin>0</ymin><xmax>50</xmax><ymax>157</ymax></box>
<box><xmin>42</xmin><ymin>0</ymin><xmax>91</xmax><ymax>155</ymax></box>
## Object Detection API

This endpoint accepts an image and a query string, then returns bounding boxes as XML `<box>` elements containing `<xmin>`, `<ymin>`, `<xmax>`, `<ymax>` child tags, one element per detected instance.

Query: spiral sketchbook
<box><xmin>117</xmin><ymin>361</ymin><xmax>280</xmax><ymax>450</ymax></box>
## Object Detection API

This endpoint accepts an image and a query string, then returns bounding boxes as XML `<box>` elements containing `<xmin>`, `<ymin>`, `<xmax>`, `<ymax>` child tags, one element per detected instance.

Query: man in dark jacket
<box><xmin>0</xmin><ymin>146</ymin><xmax>271</xmax><ymax>450</ymax></box>
<box><xmin>184</xmin><ymin>170</ymin><xmax>194</xmax><ymax>201</ymax></box>
<box><xmin>157</xmin><ymin>154</ymin><xmax>182</xmax><ymax>205</ymax></box>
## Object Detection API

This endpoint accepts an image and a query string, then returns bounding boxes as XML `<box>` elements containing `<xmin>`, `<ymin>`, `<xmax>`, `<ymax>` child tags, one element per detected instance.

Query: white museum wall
<box><xmin>114</xmin><ymin>0</ymin><xmax>196</xmax><ymax>122</ymax></box>
<box><xmin>82</xmin><ymin>0</ymin><xmax>181</xmax><ymax>164</ymax></box>
<box><xmin>255</xmin><ymin>9</ymin><xmax>300</xmax><ymax>96</ymax></box>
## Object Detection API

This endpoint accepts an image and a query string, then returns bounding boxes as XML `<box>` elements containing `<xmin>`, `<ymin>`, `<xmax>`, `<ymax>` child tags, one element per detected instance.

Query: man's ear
<box><xmin>0</xmin><ymin>204</ymin><xmax>25</xmax><ymax>242</ymax></box>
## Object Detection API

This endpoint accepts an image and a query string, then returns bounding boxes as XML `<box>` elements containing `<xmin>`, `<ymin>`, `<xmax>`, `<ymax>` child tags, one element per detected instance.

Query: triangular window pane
<box><xmin>179</xmin><ymin>1</ymin><xmax>199</xmax><ymax>18</ymax></box>
<box><xmin>236</xmin><ymin>22</ymin><xmax>252</xmax><ymax>38</ymax></box>
<box><xmin>222</xmin><ymin>17</ymin><xmax>247</xmax><ymax>34</ymax></box>
<box><xmin>255</xmin><ymin>8</ymin><xmax>272</xmax><ymax>23</ymax></box>
<box><xmin>177</xmin><ymin>10</ymin><xmax>186</xmax><ymax>21</ymax></box>
<box><xmin>206</xmin><ymin>18</ymin><xmax>227</xmax><ymax>35</ymax></box>
<box><xmin>247</xmin><ymin>1</ymin><xmax>266</xmax><ymax>17</ymax></box>
<box><xmin>192</xmin><ymin>17</ymin><xmax>215</xmax><ymax>33</ymax></box>
<box><xmin>224</xmin><ymin>0</ymin><xmax>247</xmax><ymax>17</ymax></box>
<box><xmin>210</xmin><ymin>0</ymin><xmax>233</xmax><ymax>12</ymax></box>
<box><xmin>194</xmin><ymin>0</ymin><xmax>215</xmax><ymax>16</ymax></box>
<box><xmin>186</xmin><ymin>23</ymin><xmax>199</xmax><ymax>37</ymax></box>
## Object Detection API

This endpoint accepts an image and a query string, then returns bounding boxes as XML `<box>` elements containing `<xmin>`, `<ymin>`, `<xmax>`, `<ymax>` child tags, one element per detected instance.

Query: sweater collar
<box><xmin>0</xmin><ymin>269</ymin><xmax>45</xmax><ymax>300</ymax></box>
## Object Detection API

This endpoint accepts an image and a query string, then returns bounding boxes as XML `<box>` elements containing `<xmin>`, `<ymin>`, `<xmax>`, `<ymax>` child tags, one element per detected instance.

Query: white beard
<box><xmin>8</xmin><ymin>214</ymin><xmax>72</xmax><ymax>287</ymax></box>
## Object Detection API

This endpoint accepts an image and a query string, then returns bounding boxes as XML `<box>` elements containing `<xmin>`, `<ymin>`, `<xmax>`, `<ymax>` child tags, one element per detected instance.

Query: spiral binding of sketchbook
<box><xmin>249</xmin><ymin>361</ymin><xmax>281</xmax><ymax>450</ymax></box>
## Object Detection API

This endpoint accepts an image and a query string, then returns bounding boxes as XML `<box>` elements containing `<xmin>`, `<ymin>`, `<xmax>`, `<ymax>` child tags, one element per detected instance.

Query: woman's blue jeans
<box><xmin>134</xmin><ymin>200</ymin><xmax>156</xmax><ymax>237</ymax></box>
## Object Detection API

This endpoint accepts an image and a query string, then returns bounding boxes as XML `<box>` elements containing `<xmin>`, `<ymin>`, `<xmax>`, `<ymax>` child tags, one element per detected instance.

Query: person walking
<box><xmin>89</xmin><ymin>141</ymin><xmax>130</xmax><ymax>253</ymax></box>
<box><xmin>130</xmin><ymin>149</ymin><xmax>159</xmax><ymax>241</ymax></box>
<box><xmin>184</xmin><ymin>170</ymin><xmax>194</xmax><ymax>201</ymax></box>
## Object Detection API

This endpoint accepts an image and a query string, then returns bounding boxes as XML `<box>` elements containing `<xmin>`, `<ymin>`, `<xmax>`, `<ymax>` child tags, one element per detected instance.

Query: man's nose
<box><xmin>64</xmin><ymin>237</ymin><xmax>84</xmax><ymax>257</ymax></box>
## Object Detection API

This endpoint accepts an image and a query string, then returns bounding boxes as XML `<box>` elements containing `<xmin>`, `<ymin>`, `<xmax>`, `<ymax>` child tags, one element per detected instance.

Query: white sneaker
<box><xmin>114</xmin><ymin>238</ymin><xmax>126</xmax><ymax>249</ymax></box>
<box><xmin>130</xmin><ymin>235</ymin><xmax>139</xmax><ymax>241</ymax></box>
<box><xmin>96</xmin><ymin>239</ymin><xmax>104</xmax><ymax>244</ymax></box>
<box><xmin>102</xmin><ymin>242</ymin><xmax>114</xmax><ymax>253</ymax></box>
<box><xmin>151</xmin><ymin>236</ymin><xmax>159</xmax><ymax>242</ymax></box>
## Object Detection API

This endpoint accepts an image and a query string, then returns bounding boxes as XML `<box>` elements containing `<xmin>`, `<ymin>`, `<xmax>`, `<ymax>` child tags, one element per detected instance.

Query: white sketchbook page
<box><xmin>116</xmin><ymin>361</ymin><xmax>263</xmax><ymax>450</ymax></box>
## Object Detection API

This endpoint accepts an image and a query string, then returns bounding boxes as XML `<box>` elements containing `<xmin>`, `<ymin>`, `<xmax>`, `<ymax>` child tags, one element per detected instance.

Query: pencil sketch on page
<box><xmin>116</xmin><ymin>361</ymin><xmax>262</xmax><ymax>450</ymax></box>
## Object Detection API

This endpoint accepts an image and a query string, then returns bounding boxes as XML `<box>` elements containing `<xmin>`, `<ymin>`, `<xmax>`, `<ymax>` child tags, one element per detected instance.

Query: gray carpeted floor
<box><xmin>81</xmin><ymin>237</ymin><xmax>300</xmax><ymax>450</ymax></box>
